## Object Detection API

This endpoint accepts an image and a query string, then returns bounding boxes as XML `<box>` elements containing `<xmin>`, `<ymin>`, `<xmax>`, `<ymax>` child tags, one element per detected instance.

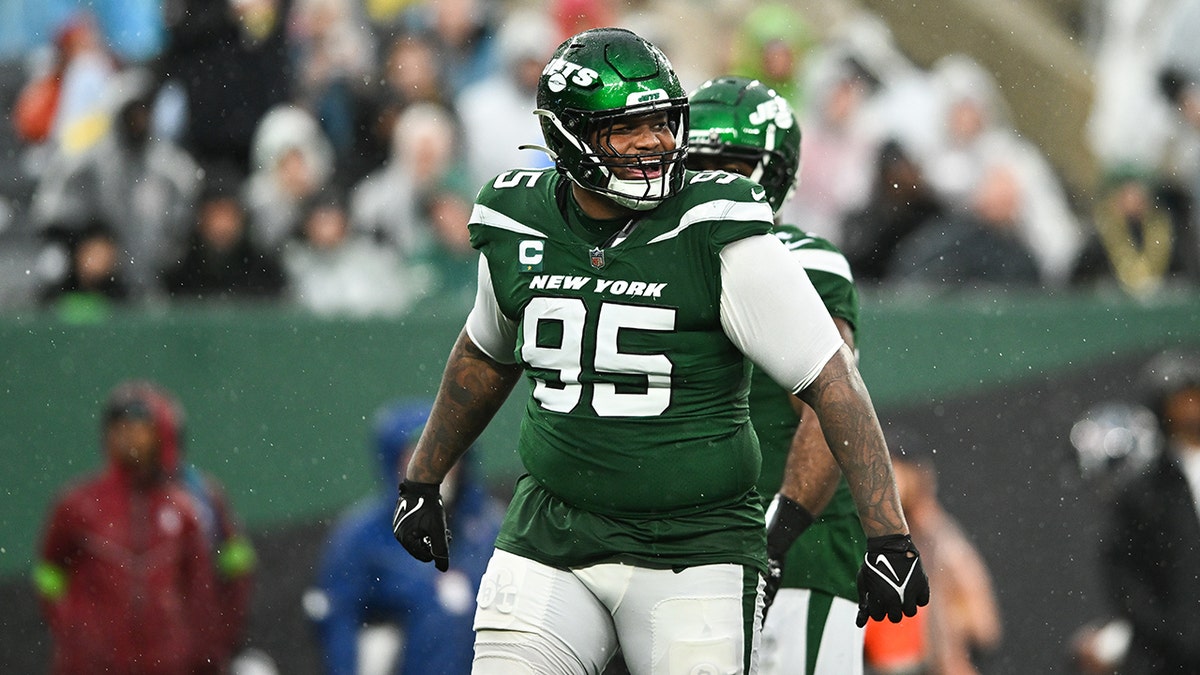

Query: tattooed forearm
<box><xmin>798</xmin><ymin>344</ymin><xmax>909</xmax><ymax>537</ymax></box>
<box><xmin>780</xmin><ymin>318</ymin><xmax>854</xmax><ymax>513</ymax></box>
<box><xmin>779</xmin><ymin>403</ymin><xmax>841</xmax><ymax>516</ymax></box>
<box><xmin>405</xmin><ymin>330</ymin><xmax>522</xmax><ymax>484</ymax></box>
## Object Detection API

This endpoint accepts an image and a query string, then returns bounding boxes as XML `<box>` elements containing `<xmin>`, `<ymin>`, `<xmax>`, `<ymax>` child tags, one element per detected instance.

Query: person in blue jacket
<box><xmin>304</xmin><ymin>400</ymin><xmax>503</xmax><ymax>675</ymax></box>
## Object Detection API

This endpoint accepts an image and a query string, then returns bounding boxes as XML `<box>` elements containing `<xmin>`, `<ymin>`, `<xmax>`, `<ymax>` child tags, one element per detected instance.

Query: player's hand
<box><xmin>392</xmin><ymin>480</ymin><xmax>450</xmax><ymax>572</ymax></box>
<box><xmin>855</xmin><ymin>534</ymin><xmax>929</xmax><ymax>627</ymax></box>
<box><xmin>762</xmin><ymin>494</ymin><xmax>814</xmax><ymax>617</ymax></box>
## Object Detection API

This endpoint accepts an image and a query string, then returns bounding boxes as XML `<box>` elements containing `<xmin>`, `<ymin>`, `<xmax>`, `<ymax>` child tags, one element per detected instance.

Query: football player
<box><xmin>688</xmin><ymin>75</ymin><xmax>874</xmax><ymax>674</ymax></box>
<box><xmin>393</xmin><ymin>29</ymin><xmax>927</xmax><ymax>674</ymax></box>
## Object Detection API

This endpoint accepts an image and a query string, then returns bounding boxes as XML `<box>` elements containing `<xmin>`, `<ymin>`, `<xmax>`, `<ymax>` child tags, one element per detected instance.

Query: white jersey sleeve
<box><xmin>719</xmin><ymin>234</ymin><xmax>844</xmax><ymax>394</ymax></box>
<box><xmin>464</xmin><ymin>254</ymin><xmax>519</xmax><ymax>364</ymax></box>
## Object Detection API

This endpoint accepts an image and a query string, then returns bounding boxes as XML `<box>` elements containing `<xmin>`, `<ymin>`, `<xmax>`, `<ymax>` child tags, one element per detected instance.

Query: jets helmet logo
<box><xmin>543</xmin><ymin>58</ymin><xmax>600</xmax><ymax>93</ymax></box>
<box><xmin>749</xmin><ymin>96</ymin><xmax>795</xmax><ymax>129</ymax></box>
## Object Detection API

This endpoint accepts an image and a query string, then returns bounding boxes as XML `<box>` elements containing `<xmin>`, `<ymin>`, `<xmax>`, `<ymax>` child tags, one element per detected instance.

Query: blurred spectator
<box><xmin>841</xmin><ymin>139</ymin><xmax>947</xmax><ymax>283</ymax></box>
<box><xmin>407</xmin><ymin>0</ymin><xmax>497</xmax><ymax>96</ymax></box>
<box><xmin>284</xmin><ymin>189</ymin><xmax>426</xmax><ymax>317</ymax></box>
<box><xmin>34</xmin><ymin>380</ymin><xmax>217</xmax><ymax>674</ymax></box>
<box><xmin>726</xmin><ymin>2</ymin><xmax>816</xmax><ymax>109</ymax></box>
<box><xmin>888</xmin><ymin>160</ymin><xmax>1043</xmax><ymax>288</ymax></box>
<box><xmin>329</xmin><ymin>90</ymin><xmax>398</xmax><ymax>190</ymax></box>
<box><xmin>778</xmin><ymin>13</ymin><xmax>944</xmax><ymax>249</ymax></box>
<box><xmin>350</xmin><ymin>102</ymin><xmax>467</xmax><ymax>258</ymax></box>
<box><xmin>1084</xmin><ymin>0</ymin><xmax>1178</xmax><ymax>176</ymax></box>
<box><xmin>347</xmin><ymin>29</ymin><xmax>457</xmax><ymax>188</ymax></box>
<box><xmin>288</xmin><ymin>0</ymin><xmax>377</xmax><ymax>177</ymax></box>
<box><xmin>142</xmin><ymin>381</ymin><xmax>259</xmax><ymax>674</ymax></box>
<box><xmin>454</xmin><ymin>6</ymin><xmax>557</xmax><ymax>188</ymax></box>
<box><xmin>832</xmin><ymin>13</ymin><xmax>944</xmax><ymax>162</ymax></box>
<box><xmin>1066</xmin><ymin>400</ymin><xmax>1162</xmax><ymax>674</ymax></box>
<box><xmin>380</xmin><ymin>29</ymin><xmax>453</xmax><ymax>110</ymax></box>
<box><xmin>30</xmin><ymin>69</ymin><xmax>201</xmax><ymax>300</ymax></box>
<box><xmin>866</xmin><ymin>448</ymin><xmax>1002</xmax><ymax>675</ymax></box>
<box><xmin>921</xmin><ymin>55</ymin><xmax>1084</xmax><ymax>285</ymax></box>
<box><xmin>1098</xmin><ymin>350</ymin><xmax>1200</xmax><ymax>674</ymax></box>
<box><xmin>157</xmin><ymin>0</ymin><xmax>294</xmax><ymax>176</ymax></box>
<box><xmin>1156</xmin><ymin>0</ymin><xmax>1200</xmax><ymax>267</ymax></box>
<box><xmin>38</xmin><ymin>220</ymin><xmax>129</xmax><ymax>322</ymax></box>
<box><xmin>783</xmin><ymin>53</ymin><xmax>883</xmax><ymax>245</ymax></box>
<box><xmin>303</xmin><ymin>400</ymin><xmax>502</xmax><ymax>675</ymax></box>
<box><xmin>414</xmin><ymin>178</ymin><xmax>477</xmax><ymax>303</ymax></box>
<box><xmin>244</xmin><ymin>104</ymin><xmax>335</xmax><ymax>253</ymax></box>
<box><xmin>163</xmin><ymin>165</ymin><xmax>288</xmax><ymax>302</ymax></box>
<box><xmin>1071</xmin><ymin>166</ymin><xmax>1200</xmax><ymax>296</ymax></box>
<box><xmin>13</xmin><ymin>12</ymin><xmax>117</xmax><ymax>155</ymax></box>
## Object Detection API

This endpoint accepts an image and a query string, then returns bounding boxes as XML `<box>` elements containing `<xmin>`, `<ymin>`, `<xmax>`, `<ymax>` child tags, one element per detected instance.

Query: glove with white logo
<box><xmin>392</xmin><ymin>480</ymin><xmax>450</xmax><ymax>572</ymax></box>
<box><xmin>855</xmin><ymin>534</ymin><xmax>930</xmax><ymax>627</ymax></box>
<box><xmin>763</xmin><ymin>494</ymin><xmax>815</xmax><ymax>617</ymax></box>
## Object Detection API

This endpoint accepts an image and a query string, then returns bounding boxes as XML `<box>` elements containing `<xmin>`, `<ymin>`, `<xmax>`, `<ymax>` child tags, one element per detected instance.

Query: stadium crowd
<box><xmin>1</xmin><ymin>0</ymin><xmax>1199</xmax><ymax>321</ymax></box>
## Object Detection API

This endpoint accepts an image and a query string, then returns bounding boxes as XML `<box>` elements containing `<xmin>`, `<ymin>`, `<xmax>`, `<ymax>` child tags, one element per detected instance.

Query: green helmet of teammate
<box><xmin>687</xmin><ymin>76</ymin><xmax>801</xmax><ymax>213</ymax></box>
<box><xmin>534</xmin><ymin>28</ymin><xmax>689</xmax><ymax>211</ymax></box>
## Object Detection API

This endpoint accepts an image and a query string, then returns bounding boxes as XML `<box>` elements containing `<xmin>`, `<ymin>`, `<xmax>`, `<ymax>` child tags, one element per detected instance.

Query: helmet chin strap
<box><xmin>750</xmin><ymin>159</ymin><xmax>766</xmax><ymax>185</ymax></box>
<box><xmin>605</xmin><ymin>173</ymin><xmax>670</xmax><ymax>210</ymax></box>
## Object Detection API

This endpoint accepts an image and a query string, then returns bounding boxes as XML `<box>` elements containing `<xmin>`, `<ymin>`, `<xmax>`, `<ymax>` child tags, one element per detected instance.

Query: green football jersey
<box><xmin>469</xmin><ymin>167</ymin><xmax>776</xmax><ymax>571</ymax></box>
<box><xmin>748</xmin><ymin>225</ymin><xmax>866</xmax><ymax>601</ymax></box>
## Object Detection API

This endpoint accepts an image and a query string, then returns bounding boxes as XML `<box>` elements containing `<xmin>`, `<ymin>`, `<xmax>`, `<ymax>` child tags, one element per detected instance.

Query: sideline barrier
<box><xmin>2</xmin><ymin>289</ymin><xmax>1198</xmax><ymax>578</ymax></box>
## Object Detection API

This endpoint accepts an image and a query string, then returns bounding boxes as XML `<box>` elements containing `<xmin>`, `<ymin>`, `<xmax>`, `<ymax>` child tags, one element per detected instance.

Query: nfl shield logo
<box><xmin>589</xmin><ymin>247</ymin><xmax>605</xmax><ymax>269</ymax></box>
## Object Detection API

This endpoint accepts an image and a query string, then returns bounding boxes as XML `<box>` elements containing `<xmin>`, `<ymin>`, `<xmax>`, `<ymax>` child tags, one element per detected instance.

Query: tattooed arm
<box><xmin>797</xmin><ymin>343</ymin><xmax>908</xmax><ymax>537</ymax></box>
<box><xmin>719</xmin><ymin>236</ymin><xmax>908</xmax><ymax>537</ymax></box>
<box><xmin>778</xmin><ymin>318</ymin><xmax>857</xmax><ymax>516</ymax></box>
<box><xmin>404</xmin><ymin>330</ymin><xmax>522</xmax><ymax>484</ymax></box>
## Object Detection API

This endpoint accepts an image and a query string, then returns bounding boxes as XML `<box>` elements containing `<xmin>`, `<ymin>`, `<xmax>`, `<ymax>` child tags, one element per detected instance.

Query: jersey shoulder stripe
<box><xmin>773</xmin><ymin>224</ymin><xmax>854</xmax><ymax>281</ymax></box>
<box><xmin>469</xmin><ymin>169</ymin><xmax>561</xmax><ymax>250</ymax></box>
<box><xmin>470</xmin><ymin>203</ymin><xmax>547</xmax><ymax>238</ymax></box>
<box><xmin>772</xmin><ymin>224</ymin><xmax>838</xmax><ymax>252</ymax></box>
<box><xmin>792</xmin><ymin>248</ymin><xmax>854</xmax><ymax>282</ymax></box>
<box><xmin>648</xmin><ymin>199</ymin><xmax>775</xmax><ymax>244</ymax></box>
<box><xmin>641</xmin><ymin>170</ymin><xmax>774</xmax><ymax>246</ymax></box>
<box><xmin>772</xmin><ymin>223</ymin><xmax>859</xmax><ymax>330</ymax></box>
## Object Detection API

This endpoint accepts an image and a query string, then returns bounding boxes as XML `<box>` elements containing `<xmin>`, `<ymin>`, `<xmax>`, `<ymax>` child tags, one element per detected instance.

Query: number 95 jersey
<box><xmin>468</xmin><ymin>167</ymin><xmax>774</xmax><ymax>548</ymax></box>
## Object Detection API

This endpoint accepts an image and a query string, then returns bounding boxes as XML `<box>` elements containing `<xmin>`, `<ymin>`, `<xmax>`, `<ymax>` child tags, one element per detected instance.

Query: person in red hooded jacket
<box><xmin>152</xmin><ymin>383</ymin><xmax>259</xmax><ymax>674</ymax></box>
<box><xmin>34</xmin><ymin>380</ymin><xmax>217</xmax><ymax>674</ymax></box>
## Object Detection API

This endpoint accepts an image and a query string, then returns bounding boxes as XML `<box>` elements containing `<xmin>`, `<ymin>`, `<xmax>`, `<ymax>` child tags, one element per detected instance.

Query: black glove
<box><xmin>855</xmin><ymin>534</ymin><xmax>930</xmax><ymax>627</ymax></box>
<box><xmin>392</xmin><ymin>480</ymin><xmax>450</xmax><ymax>572</ymax></box>
<box><xmin>762</xmin><ymin>494</ymin><xmax>815</xmax><ymax>617</ymax></box>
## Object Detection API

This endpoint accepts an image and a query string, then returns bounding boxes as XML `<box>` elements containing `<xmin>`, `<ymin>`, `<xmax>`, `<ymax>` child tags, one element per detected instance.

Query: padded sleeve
<box><xmin>464</xmin><ymin>254</ymin><xmax>519</xmax><ymax>364</ymax></box>
<box><xmin>719</xmin><ymin>234</ymin><xmax>844</xmax><ymax>393</ymax></box>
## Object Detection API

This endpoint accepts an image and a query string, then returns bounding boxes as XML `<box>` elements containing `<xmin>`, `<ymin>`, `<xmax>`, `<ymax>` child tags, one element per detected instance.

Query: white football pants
<box><xmin>758</xmin><ymin>588</ymin><xmax>864</xmax><ymax>675</ymax></box>
<box><xmin>472</xmin><ymin>549</ymin><xmax>763</xmax><ymax>674</ymax></box>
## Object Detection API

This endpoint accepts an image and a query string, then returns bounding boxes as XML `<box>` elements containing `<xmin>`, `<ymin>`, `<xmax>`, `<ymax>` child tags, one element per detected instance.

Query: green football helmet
<box><xmin>687</xmin><ymin>76</ymin><xmax>801</xmax><ymax>213</ymax></box>
<box><xmin>533</xmin><ymin>28</ymin><xmax>689</xmax><ymax>211</ymax></box>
